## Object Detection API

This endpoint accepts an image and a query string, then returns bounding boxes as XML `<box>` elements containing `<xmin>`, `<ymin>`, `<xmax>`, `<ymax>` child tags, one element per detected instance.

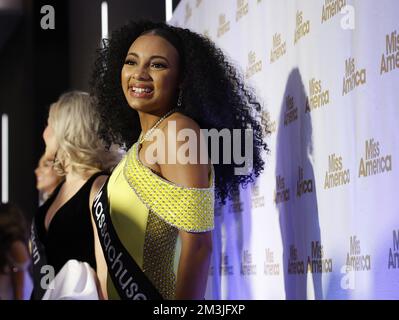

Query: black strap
<box><xmin>30</xmin><ymin>218</ymin><xmax>49</xmax><ymax>300</ymax></box>
<box><xmin>92</xmin><ymin>178</ymin><xmax>163</xmax><ymax>300</ymax></box>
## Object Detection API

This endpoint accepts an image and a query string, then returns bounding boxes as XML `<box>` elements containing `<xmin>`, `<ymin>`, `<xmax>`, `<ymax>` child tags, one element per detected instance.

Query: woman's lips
<box><xmin>128</xmin><ymin>85</ymin><xmax>154</xmax><ymax>98</ymax></box>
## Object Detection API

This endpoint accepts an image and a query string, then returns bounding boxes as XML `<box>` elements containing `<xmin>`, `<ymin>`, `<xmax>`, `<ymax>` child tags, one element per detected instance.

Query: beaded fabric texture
<box><xmin>142</xmin><ymin>211</ymin><xmax>178</xmax><ymax>300</ymax></box>
<box><xmin>123</xmin><ymin>142</ymin><xmax>215</xmax><ymax>233</ymax></box>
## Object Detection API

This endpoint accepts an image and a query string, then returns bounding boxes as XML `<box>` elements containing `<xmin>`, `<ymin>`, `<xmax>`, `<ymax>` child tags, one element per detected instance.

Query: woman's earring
<box><xmin>177</xmin><ymin>89</ymin><xmax>183</xmax><ymax>108</ymax></box>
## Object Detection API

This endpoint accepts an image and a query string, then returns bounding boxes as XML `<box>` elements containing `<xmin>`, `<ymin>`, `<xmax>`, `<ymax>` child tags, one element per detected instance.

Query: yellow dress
<box><xmin>106</xmin><ymin>142</ymin><xmax>215</xmax><ymax>299</ymax></box>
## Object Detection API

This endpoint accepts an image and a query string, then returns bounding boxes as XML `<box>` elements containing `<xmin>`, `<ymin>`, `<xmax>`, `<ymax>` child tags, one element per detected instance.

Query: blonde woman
<box><xmin>30</xmin><ymin>91</ymin><xmax>119</xmax><ymax>300</ymax></box>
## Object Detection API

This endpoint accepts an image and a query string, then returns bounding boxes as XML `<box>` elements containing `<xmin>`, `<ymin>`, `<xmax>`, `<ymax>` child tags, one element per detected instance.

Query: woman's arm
<box><xmin>175</xmin><ymin>230</ymin><xmax>212</xmax><ymax>299</ymax></box>
<box><xmin>158</xmin><ymin>115</ymin><xmax>213</xmax><ymax>299</ymax></box>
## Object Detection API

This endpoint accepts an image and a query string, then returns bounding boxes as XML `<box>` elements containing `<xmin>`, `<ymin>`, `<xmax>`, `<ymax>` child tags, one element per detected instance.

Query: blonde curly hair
<box><xmin>48</xmin><ymin>91</ymin><xmax>120</xmax><ymax>177</ymax></box>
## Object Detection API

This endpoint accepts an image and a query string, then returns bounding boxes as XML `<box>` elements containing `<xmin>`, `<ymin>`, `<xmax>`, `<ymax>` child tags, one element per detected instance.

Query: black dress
<box><xmin>34</xmin><ymin>171</ymin><xmax>106</xmax><ymax>276</ymax></box>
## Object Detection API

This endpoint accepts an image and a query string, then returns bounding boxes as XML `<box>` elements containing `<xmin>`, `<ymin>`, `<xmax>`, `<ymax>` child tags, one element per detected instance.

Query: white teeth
<box><xmin>132</xmin><ymin>87</ymin><xmax>152</xmax><ymax>93</ymax></box>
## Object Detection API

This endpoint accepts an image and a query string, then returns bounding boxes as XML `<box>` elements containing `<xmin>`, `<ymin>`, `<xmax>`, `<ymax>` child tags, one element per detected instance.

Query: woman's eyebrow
<box><xmin>127</xmin><ymin>52</ymin><xmax>170</xmax><ymax>64</ymax></box>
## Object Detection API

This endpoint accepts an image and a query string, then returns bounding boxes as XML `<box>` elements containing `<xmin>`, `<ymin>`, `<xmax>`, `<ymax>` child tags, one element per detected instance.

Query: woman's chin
<box><xmin>128</xmin><ymin>103</ymin><xmax>152</xmax><ymax>113</ymax></box>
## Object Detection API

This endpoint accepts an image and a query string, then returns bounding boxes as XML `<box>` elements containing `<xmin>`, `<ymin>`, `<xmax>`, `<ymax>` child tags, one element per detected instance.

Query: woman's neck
<box><xmin>137</xmin><ymin>107</ymin><xmax>174</xmax><ymax>133</ymax></box>
<box><xmin>64</xmin><ymin>171</ymin><xmax>85</xmax><ymax>184</ymax></box>
<box><xmin>63</xmin><ymin>158</ymin><xmax>98</xmax><ymax>183</ymax></box>
<box><xmin>138</xmin><ymin>112</ymin><xmax>162</xmax><ymax>134</ymax></box>
<box><xmin>64</xmin><ymin>168</ymin><xmax>97</xmax><ymax>184</ymax></box>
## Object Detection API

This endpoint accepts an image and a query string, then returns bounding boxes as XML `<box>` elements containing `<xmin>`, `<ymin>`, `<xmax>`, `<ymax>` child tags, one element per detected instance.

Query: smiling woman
<box><xmin>90</xmin><ymin>20</ymin><xmax>269</xmax><ymax>300</ymax></box>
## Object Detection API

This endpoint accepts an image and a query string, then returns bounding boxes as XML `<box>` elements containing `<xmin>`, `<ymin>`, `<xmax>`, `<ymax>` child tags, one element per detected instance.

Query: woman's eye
<box><xmin>151</xmin><ymin>63</ymin><xmax>166</xmax><ymax>69</ymax></box>
<box><xmin>124</xmin><ymin>60</ymin><xmax>137</xmax><ymax>66</ymax></box>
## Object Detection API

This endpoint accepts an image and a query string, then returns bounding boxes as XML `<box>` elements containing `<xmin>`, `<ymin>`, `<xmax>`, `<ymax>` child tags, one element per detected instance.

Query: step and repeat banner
<box><xmin>171</xmin><ymin>0</ymin><xmax>398</xmax><ymax>299</ymax></box>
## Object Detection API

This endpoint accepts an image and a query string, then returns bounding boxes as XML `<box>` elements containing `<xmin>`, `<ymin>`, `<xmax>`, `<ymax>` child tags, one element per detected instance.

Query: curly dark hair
<box><xmin>90</xmin><ymin>20</ymin><xmax>269</xmax><ymax>203</ymax></box>
<box><xmin>0</xmin><ymin>203</ymin><xmax>28</xmax><ymax>272</ymax></box>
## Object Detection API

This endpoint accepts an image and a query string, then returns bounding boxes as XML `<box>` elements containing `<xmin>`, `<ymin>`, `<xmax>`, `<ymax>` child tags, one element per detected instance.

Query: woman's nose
<box><xmin>133</xmin><ymin>66</ymin><xmax>150</xmax><ymax>81</ymax></box>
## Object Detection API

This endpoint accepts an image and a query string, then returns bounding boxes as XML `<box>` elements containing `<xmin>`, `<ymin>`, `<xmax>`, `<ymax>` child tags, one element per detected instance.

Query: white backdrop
<box><xmin>171</xmin><ymin>0</ymin><xmax>399</xmax><ymax>299</ymax></box>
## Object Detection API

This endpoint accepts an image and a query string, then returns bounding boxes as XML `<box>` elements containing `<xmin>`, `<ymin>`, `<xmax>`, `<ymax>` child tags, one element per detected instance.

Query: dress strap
<box><xmin>123</xmin><ymin>143</ymin><xmax>215</xmax><ymax>233</ymax></box>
